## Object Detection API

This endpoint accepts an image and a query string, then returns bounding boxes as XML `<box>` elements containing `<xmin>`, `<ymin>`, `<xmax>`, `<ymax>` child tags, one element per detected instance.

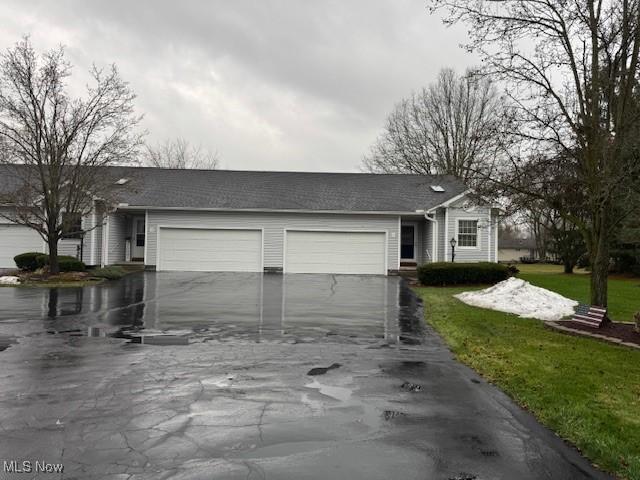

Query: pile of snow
<box><xmin>0</xmin><ymin>276</ymin><xmax>20</xmax><ymax>285</ymax></box>
<box><xmin>454</xmin><ymin>277</ymin><xmax>578</xmax><ymax>321</ymax></box>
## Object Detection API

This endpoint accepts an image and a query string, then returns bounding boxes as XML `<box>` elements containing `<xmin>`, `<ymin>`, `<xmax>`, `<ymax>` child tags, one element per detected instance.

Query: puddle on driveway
<box><xmin>305</xmin><ymin>378</ymin><xmax>353</xmax><ymax>402</ymax></box>
<box><xmin>0</xmin><ymin>335</ymin><xmax>16</xmax><ymax>352</ymax></box>
<box><xmin>303</xmin><ymin>375</ymin><xmax>383</xmax><ymax>436</ymax></box>
<box><xmin>0</xmin><ymin>272</ymin><xmax>426</xmax><ymax>349</ymax></box>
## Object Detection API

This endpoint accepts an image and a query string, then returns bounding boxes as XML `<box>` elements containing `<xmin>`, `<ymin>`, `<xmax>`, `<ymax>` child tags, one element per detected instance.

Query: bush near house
<box><xmin>56</xmin><ymin>256</ymin><xmax>86</xmax><ymax>272</ymax></box>
<box><xmin>14</xmin><ymin>252</ymin><xmax>85</xmax><ymax>272</ymax></box>
<box><xmin>14</xmin><ymin>252</ymin><xmax>44</xmax><ymax>271</ymax></box>
<box><xmin>417</xmin><ymin>262</ymin><xmax>510</xmax><ymax>286</ymax></box>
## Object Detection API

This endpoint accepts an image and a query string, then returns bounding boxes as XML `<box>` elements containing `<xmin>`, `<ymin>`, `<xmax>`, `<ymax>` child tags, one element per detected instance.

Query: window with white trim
<box><xmin>458</xmin><ymin>220</ymin><xmax>478</xmax><ymax>247</ymax></box>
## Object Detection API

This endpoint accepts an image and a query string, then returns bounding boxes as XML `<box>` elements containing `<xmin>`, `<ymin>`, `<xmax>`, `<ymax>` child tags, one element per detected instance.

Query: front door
<box><xmin>132</xmin><ymin>217</ymin><xmax>145</xmax><ymax>261</ymax></box>
<box><xmin>401</xmin><ymin>225</ymin><xmax>416</xmax><ymax>260</ymax></box>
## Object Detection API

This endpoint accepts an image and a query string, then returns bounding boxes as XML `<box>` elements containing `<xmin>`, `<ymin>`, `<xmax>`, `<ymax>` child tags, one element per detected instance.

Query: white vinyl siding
<box><xmin>81</xmin><ymin>209</ymin><xmax>100</xmax><ymax>266</ymax></box>
<box><xmin>106</xmin><ymin>214</ymin><xmax>127</xmax><ymax>265</ymax></box>
<box><xmin>58</xmin><ymin>238</ymin><xmax>81</xmax><ymax>258</ymax></box>
<box><xmin>445</xmin><ymin>199</ymin><xmax>493</xmax><ymax>263</ymax></box>
<box><xmin>285</xmin><ymin>230</ymin><xmax>386</xmax><ymax>275</ymax></box>
<box><xmin>145</xmin><ymin>210</ymin><xmax>399</xmax><ymax>272</ymax></box>
<box><xmin>0</xmin><ymin>223</ymin><xmax>43</xmax><ymax>267</ymax></box>
<box><xmin>436</xmin><ymin>208</ymin><xmax>446</xmax><ymax>262</ymax></box>
<box><xmin>424</xmin><ymin>221</ymin><xmax>433</xmax><ymax>263</ymax></box>
<box><xmin>490</xmin><ymin>209</ymin><xmax>499</xmax><ymax>262</ymax></box>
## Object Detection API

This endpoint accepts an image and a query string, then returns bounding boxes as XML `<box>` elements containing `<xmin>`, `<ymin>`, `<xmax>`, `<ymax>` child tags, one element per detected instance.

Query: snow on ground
<box><xmin>454</xmin><ymin>277</ymin><xmax>578</xmax><ymax>321</ymax></box>
<box><xmin>0</xmin><ymin>276</ymin><xmax>20</xmax><ymax>285</ymax></box>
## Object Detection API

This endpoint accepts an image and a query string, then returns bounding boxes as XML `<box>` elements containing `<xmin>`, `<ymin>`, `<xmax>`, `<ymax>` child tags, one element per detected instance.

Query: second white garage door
<box><xmin>285</xmin><ymin>230</ymin><xmax>386</xmax><ymax>275</ymax></box>
<box><xmin>158</xmin><ymin>228</ymin><xmax>262</xmax><ymax>272</ymax></box>
<box><xmin>0</xmin><ymin>223</ymin><xmax>43</xmax><ymax>268</ymax></box>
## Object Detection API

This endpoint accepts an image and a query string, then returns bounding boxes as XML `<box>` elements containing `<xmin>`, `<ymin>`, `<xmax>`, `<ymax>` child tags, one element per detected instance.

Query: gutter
<box><xmin>423</xmin><ymin>212</ymin><xmax>438</xmax><ymax>262</ymax></box>
<box><xmin>114</xmin><ymin>205</ymin><xmax>429</xmax><ymax>216</ymax></box>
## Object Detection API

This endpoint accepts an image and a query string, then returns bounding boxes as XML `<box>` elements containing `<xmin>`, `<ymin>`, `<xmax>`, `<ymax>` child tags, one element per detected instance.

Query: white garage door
<box><xmin>0</xmin><ymin>223</ymin><xmax>43</xmax><ymax>268</ymax></box>
<box><xmin>158</xmin><ymin>228</ymin><xmax>262</xmax><ymax>272</ymax></box>
<box><xmin>285</xmin><ymin>230</ymin><xmax>386</xmax><ymax>275</ymax></box>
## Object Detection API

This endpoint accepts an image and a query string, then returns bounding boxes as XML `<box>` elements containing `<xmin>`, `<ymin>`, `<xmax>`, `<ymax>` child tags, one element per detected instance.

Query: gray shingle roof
<box><xmin>0</xmin><ymin>165</ymin><xmax>467</xmax><ymax>213</ymax></box>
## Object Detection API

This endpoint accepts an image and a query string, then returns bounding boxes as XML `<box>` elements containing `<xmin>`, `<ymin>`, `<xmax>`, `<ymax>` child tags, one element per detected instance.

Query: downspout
<box><xmin>424</xmin><ymin>212</ymin><xmax>438</xmax><ymax>263</ymax></box>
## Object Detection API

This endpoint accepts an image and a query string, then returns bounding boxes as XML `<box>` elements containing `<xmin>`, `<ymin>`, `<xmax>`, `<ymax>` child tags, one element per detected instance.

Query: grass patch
<box><xmin>515</xmin><ymin>263</ymin><xmax>590</xmax><ymax>275</ymax></box>
<box><xmin>89</xmin><ymin>266</ymin><xmax>128</xmax><ymax>280</ymax></box>
<box><xmin>516</xmin><ymin>265</ymin><xmax>640</xmax><ymax>322</ymax></box>
<box><xmin>1</xmin><ymin>265</ymin><xmax>133</xmax><ymax>287</ymax></box>
<box><xmin>415</xmin><ymin>285</ymin><xmax>640</xmax><ymax>479</ymax></box>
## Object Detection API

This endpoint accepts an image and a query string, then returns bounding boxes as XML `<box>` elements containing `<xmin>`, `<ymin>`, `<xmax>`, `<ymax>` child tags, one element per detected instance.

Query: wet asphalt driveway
<box><xmin>0</xmin><ymin>273</ymin><xmax>610</xmax><ymax>480</ymax></box>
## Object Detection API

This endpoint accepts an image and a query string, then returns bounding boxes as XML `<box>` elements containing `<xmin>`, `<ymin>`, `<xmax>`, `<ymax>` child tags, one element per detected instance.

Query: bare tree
<box><xmin>0</xmin><ymin>37</ymin><xmax>143</xmax><ymax>273</ymax></box>
<box><xmin>145</xmin><ymin>137</ymin><xmax>218</xmax><ymax>169</ymax></box>
<box><xmin>432</xmin><ymin>0</ymin><xmax>640</xmax><ymax>307</ymax></box>
<box><xmin>362</xmin><ymin>68</ymin><xmax>504</xmax><ymax>183</ymax></box>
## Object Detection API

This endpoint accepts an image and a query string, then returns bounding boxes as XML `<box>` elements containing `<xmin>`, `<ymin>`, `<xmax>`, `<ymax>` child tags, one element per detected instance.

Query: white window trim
<box><xmin>143</xmin><ymin>210</ymin><xmax>149</xmax><ymax>264</ymax></box>
<box><xmin>494</xmin><ymin>214</ymin><xmax>499</xmax><ymax>262</ymax></box>
<box><xmin>456</xmin><ymin>218</ymin><xmax>481</xmax><ymax>250</ymax></box>
<box><xmin>444</xmin><ymin>208</ymin><xmax>449</xmax><ymax>261</ymax></box>
<box><xmin>397</xmin><ymin>217</ymin><xmax>401</xmax><ymax>270</ymax></box>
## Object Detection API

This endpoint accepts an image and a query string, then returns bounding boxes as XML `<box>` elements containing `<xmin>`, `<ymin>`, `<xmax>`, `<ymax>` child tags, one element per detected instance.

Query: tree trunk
<box><xmin>48</xmin><ymin>236</ymin><xmax>60</xmax><ymax>275</ymax></box>
<box><xmin>563</xmin><ymin>261</ymin><xmax>574</xmax><ymax>274</ymax></box>
<box><xmin>48</xmin><ymin>289</ymin><xmax>59</xmax><ymax>318</ymax></box>
<box><xmin>589</xmin><ymin>227</ymin><xmax>609</xmax><ymax>307</ymax></box>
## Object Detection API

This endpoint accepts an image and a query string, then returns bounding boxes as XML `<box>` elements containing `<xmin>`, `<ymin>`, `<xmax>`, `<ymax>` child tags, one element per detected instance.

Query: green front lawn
<box><xmin>415</xmin><ymin>284</ymin><xmax>640</xmax><ymax>479</ymax></box>
<box><xmin>517</xmin><ymin>264</ymin><xmax>640</xmax><ymax>322</ymax></box>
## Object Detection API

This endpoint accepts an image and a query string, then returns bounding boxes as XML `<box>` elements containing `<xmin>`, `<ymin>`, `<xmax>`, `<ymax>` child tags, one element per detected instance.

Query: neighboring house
<box><xmin>498</xmin><ymin>237</ymin><xmax>537</xmax><ymax>263</ymax></box>
<box><xmin>0</xmin><ymin>167</ymin><xmax>500</xmax><ymax>274</ymax></box>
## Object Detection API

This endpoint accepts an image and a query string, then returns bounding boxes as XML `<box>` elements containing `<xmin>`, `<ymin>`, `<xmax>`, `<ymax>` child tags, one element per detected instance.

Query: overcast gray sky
<box><xmin>0</xmin><ymin>0</ymin><xmax>476</xmax><ymax>172</ymax></box>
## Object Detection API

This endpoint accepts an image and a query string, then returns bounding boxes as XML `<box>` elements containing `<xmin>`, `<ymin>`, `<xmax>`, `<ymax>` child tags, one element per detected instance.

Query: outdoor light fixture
<box><xmin>450</xmin><ymin>237</ymin><xmax>457</xmax><ymax>262</ymax></box>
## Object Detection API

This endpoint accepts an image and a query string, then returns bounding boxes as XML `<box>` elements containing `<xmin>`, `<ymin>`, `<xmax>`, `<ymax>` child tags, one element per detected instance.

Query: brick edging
<box><xmin>545</xmin><ymin>321</ymin><xmax>640</xmax><ymax>350</ymax></box>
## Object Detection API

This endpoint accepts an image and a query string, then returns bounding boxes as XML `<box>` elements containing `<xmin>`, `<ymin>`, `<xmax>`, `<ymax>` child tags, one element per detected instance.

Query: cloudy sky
<box><xmin>0</xmin><ymin>1</ymin><xmax>476</xmax><ymax>172</ymax></box>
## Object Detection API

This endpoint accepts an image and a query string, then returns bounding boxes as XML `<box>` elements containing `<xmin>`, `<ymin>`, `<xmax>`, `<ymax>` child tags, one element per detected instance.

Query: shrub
<box><xmin>506</xmin><ymin>264</ymin><xmax>520</xmax><ymax>276</ymax></box>
<box><xmin>58</xmin><ymin>256</ymin><xmax>85</xmax><ymax>272</ymax></box>
<box><xmin>417</xmin><ymin>262</ymin><xmax>510</xmax><ymax>286</ymax></box>
<box><xmin>14</xmin><ymin>252</ymin><xmax>44</xmax><ymax>271</ymax></box>
<box><xmin>519</xmin><ymin>256</ymin><xmax>538</xmax><ymax>264</ymax></box>
<box><xmin>35</xmin><ymin>254</ymin><xmax>49</xmax><ymax>269</ymax></box>
<box><xmin>14</xmin><ymin>252</ymin><xmax>85</xmax><ymax>272</ymax></box>
<box><xmin>32</xmin><ymin>254</ymin><xmax>85</xmax><ymax>272</ymax></box>
<box><xmin>90</xmin><ymin>266</ymin><xmax>127</xmax><ymax>280</ymax></box>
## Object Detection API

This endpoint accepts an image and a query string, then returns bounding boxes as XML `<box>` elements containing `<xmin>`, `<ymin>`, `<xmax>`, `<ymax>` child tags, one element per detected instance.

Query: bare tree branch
<box><xmin>0</xmin><ymin>36</ymin><xmax>144</xmax><ymax>273</ymax></box>
<box><xmin>432</xmin><ymin>0</ymin><xmax>640</xmax><ymax>306</ymax></box>
<box><xmin>144</xmin><ymin>137</ymin><xmax>219</xmax><ymax>170</ymax></box>
<box><xmin>362</xmin><ymin>68</ymin><xmax>505</xmax><ymax>185</ymax></box>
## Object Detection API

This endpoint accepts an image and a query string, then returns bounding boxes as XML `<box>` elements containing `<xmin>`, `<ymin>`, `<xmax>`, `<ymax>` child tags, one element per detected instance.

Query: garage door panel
<box><xmin>159</xmin><ymin>228</ymin><xmax>262</xmax><ymax>272</ymax></box>
<box><xmin>285</xmin><ymin>231</ymin><xmax>386</xmax><ymax>275</ymax></box>
<box><xmin>0</xmin><ymin>224</ymin><xmax>43</xmax><ymax>268</ymax></box>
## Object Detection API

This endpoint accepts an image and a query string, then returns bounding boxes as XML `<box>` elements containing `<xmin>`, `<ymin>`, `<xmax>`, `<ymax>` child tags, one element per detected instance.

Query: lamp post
<box><xmin>450</xmin><ymin>237</ymin><xmax>457</xmax><ymax>262</ymax></box>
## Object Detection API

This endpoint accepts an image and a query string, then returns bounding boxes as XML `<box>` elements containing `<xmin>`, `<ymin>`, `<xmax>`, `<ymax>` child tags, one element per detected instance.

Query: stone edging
<box><xmin>545</xmin><ymin>321</ymin><xmax>640</xmax><ymax>350</ymax></box>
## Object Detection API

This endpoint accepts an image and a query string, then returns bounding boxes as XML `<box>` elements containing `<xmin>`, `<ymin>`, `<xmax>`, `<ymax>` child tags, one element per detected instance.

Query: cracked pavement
<box><xmin>0</xmin><ymin>272</ymin><xmax>611</xmax><ymax>479</ymax></box>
